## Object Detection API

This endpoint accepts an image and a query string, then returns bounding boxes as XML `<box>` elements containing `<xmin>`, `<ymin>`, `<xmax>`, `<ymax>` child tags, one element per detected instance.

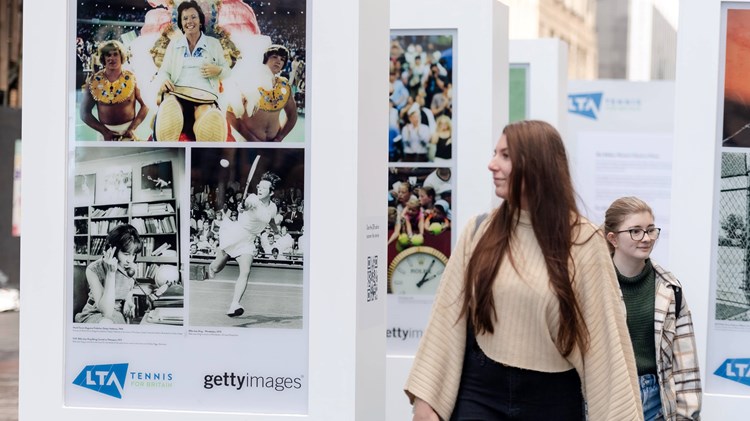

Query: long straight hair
<box><xmin>460</xmin><ymin>120</ymin><xmax>589</xmax><ymax>357</ymax></box>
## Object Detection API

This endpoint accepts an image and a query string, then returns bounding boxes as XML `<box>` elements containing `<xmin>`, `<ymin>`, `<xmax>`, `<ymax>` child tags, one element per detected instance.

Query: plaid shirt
<box><xmin>653</xmin><ymin>263</ymin><xmax>702</xmax><ymax>420</ymax></box>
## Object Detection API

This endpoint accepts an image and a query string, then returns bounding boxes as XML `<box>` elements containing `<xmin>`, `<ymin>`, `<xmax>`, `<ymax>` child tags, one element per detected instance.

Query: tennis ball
<box><xmin>398</xmin><ymin>233</ymin><xmax>410</xmax><ymax>246</ymax></box>
<box><xmin>428</xmin><ymin>222</ymin><xmax>443</xmax><ymax>235</ymax></box>
<box><xmin>411</xmin><ymin>234</ymin><xmax>424</xmax><ymax>246</ymax></box>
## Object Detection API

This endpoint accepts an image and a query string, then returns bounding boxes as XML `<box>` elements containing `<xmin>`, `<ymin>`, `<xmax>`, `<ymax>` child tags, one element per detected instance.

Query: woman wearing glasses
<box><xmin>604</xmin><ymin>197</ymin><xmax>702</xmax><ymax>421</ymax></box>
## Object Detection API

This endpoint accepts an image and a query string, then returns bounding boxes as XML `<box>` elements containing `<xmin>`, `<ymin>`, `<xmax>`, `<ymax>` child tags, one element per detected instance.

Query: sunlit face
<box><xmin>181</xmin><ymin>7</ymin><xmax>201</xmax><ymax>36</ymax></box>
<box><xmin>607</xmin><ymin>212</ymin><xmax>657</xmax><ymax>263</ymax></box>
<box><xmin>409</xmin><ymin>111</ymin><xmax>420</xmax><ymax>125</ymax></box>
<box><xmin>257</xmin><ymin>180</ymin><xmax>273</xmax><ymax>199</ymax></box>
<box><xmin>266</xmin><ymin>54</ymin><xmax>285</xmax><ymax>74</ymax></box>
<box><xmin>488</xmin><ymin>134</ymin><xmax>512</xmax><ymax>200</ymax></box>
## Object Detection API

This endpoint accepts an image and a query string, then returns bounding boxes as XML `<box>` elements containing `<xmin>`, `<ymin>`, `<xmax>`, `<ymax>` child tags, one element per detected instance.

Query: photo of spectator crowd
<box><xmin>74</xmin><ymin>0</ymin><xmax>306</xmax><ymax>142</ymax></box>
<box><xmin>189</xmin><ymin>148</ymin><xmax>305</xmax><ymax>263</ymax></box>
<box><xmin>387</xmin><ymin>167</ymin><xmax>453</xmax><ymax>293</ymax></box>
<box><xmin>389</xmin><ymin>34</ymin><xmax>453</xmax><ymax>163</ymax></box>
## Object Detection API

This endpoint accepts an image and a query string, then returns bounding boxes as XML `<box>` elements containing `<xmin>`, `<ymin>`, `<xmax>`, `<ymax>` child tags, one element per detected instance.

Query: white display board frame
<box><xmin>19</xmin><ymin>0</ymin><xmax>389</xmax><ymax>420</ymax></box>
<box><xmin>508</xmin><ymin>38</ymin><xmax>568</xmax><ymax>133</ymax></box>
<box><xmin>673</xmin><ymin>1</ymin><xmax>750</xmax><ymax>418</ymax></box>
<box><xmin>385</xmin><ymin>0</ymin><xmax>508</xmax><ymax>419</ymax></box>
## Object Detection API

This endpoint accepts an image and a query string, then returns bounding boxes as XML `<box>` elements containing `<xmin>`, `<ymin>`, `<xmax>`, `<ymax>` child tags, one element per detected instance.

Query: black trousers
<box><xmin>450</xmin><ymin>329</ymin><xmax>584</xmax><ymax>421</ymax></box>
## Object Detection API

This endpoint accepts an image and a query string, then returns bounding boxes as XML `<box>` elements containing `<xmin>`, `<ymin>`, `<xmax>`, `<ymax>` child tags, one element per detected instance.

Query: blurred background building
<box><xmin>506</xmin><ymin>0</ymin><xmax>678</xmax><ymax>80</ymax></box>
<box><xmin>0</xmin><ymin>0</ymin><xmax>22</xmax><ymax>108</ymax></box>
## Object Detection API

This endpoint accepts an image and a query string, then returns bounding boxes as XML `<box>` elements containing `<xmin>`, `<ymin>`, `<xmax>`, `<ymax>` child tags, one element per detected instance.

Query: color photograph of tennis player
<box><xmin>73</xmin><ymin>0</ymin><xmax>306</xmax><ymax>142</ymax></box>
<box><xmin>189</xmin><ymin>147</ymin><xmax>304</xmax><ymax>328</ymax></box>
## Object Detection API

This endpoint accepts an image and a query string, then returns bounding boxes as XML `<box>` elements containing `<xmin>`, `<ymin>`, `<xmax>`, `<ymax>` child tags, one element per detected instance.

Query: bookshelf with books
<box><xmin>73</xmin><ymin>206</ymin><xmax>89</xmax><ymax>259</ymax></box>
<box><xmin>73</xmin><ymin>199</ymin><xmax>180</xmax><ymax>267</ymax></box>
<box><xmin>130</xmin><ymin>199</ymin><xmax>179</xmax><ymax>264</ymax></box>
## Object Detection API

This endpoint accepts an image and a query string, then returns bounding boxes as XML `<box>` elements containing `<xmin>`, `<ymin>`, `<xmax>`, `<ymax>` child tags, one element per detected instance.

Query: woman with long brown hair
<box><xmin>406</xmin><ymin>120</ymin><xmax>642</xmax><ymax>420</ymax></box>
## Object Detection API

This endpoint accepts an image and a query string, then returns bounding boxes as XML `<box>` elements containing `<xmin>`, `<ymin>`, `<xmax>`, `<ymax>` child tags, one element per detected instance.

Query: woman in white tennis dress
<box><xmin>209</xmin><ymin>171</ymin><xmax>280</xmax><ymax>316</ymax></box>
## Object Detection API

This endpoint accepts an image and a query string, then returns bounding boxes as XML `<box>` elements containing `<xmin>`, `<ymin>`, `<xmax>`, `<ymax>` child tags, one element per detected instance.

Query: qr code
<box><xmin>367</xmin><ymin>255</ymin><xmax>378</xmax><ymax>302</ymax></box>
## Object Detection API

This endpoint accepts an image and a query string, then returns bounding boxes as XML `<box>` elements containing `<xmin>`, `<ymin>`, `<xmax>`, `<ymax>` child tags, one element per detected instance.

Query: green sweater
<box><xmin>616</xmin><ymin>259</ymin><xmax>657</xmax><ymax>376</ymax></box>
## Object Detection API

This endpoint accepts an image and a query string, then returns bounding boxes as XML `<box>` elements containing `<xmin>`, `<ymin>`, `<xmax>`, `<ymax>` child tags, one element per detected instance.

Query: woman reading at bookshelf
<box><xmin>206</xmin><ymin>171</ymin><xmax>281</xmax><ymax>317</ymax></box>
<box><xmin>75</xmin><ymin>224</ymin><xmax>142</xmax><ymax>324</ymax></box>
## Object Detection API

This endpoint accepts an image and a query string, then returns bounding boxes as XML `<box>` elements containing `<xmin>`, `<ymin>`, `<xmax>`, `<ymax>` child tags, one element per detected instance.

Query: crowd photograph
<box><xmin>389</xmin><ymin>34</ymin><xmax>453</xmax><ymax>163</ymax></box>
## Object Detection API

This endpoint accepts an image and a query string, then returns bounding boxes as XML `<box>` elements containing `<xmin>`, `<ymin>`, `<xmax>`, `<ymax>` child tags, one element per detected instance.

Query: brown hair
<box><xmin>460</xmin><ymin>120</ymin><xmax>589</xmax><ymax>357</ymax></box>
<box><xmin>603</xmin><ymin>196</ymin><xmax>654</xmax><ymax>253</ymax></box>
<box><xmin>97</xmin><ymin>40</ymin><xmax>128</xmax><ymax>67</ymax></box>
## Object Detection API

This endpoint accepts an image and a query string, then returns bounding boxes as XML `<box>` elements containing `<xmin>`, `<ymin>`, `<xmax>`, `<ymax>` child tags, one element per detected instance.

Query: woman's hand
<box><xmin>201</xmin><ymin>63</ymin><xmax>221</xmax><ymax>79</ymax></box>
<box><xmin>103</xmin><ymin>247</ymin><xmax>118</xmax><ymax>274</ymax></box>
<box><xmin>123</xmin><ymin>299</ymin><xmax>136</xmax><ymax>320</ymax></box>
<box><xmin>412</xmin><ymin>398</ymin><xmax>439</xmax><ymax>421</ymax></box>
<box><xmin>160</xmin><ymin>79</ymin><xmax>175</xmax><ymax>95</ymax></box>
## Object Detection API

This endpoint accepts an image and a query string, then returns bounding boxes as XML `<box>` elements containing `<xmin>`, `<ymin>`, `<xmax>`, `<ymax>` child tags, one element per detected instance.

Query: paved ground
<box><xmin>0</xmin><ymin>311</ymin><xmax>18</xmax><ymax>421</ymax></box>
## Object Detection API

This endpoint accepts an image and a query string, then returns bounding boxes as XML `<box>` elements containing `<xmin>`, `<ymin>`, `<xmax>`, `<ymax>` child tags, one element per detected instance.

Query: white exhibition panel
<box><xmin>509</xmin><ymin>38</ymin><xmax>568</xmax><ymax>133</ymax></box>
<box><xmin>674</xmin><ymin>1</ymin><xmax>750</xmax><ymax>418</ymax></box>
<box><xmin>567</xmin><ymin>80</ymin><xmax>675</xmax><ymax>267</ymax></box>
<box><xmin>386</xmin><ymin>1</ymin><xmax>508</xmax><ymax>420</ymax></box>
<box><xmin>20</xmin><ymin>1</ymin><xmax>388</xmax><ymax>421</ymax></box>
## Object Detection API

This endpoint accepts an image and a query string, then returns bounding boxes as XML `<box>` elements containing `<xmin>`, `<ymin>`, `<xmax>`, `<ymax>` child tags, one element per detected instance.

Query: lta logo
<box><xmin>72</xmin><ymin>363</ymin><xmax>128</xmax><ymax>398</ymax></box>
<box><xmin>715</xmin><ymin>358</ymin><xmax>750</xmax><ymax>387</ymax></box>
<box><xmin>568</xmin><ymin>92</ymin><xmax>603</xmax><ymax>120</ymax></box>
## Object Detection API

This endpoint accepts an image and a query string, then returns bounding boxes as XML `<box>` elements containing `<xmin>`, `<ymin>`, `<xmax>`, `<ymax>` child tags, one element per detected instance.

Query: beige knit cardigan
<box><xmin>405</xmin><ymin>211</ymin><xmax>643</xmax><ymax>421</ymax></box>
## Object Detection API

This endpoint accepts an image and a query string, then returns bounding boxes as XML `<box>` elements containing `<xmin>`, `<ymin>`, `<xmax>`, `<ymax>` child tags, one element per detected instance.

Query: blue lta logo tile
<box><xmin>715</xmin><ymin>359</ymin><xmax>750</xmax><ymax>387</ymax></box>
<box><xmin>568</xmin><ymin>92</ymin><xmax>603</xmax><ymax>120</ymax></box>
<box><xmin>72</xmin><ymin>363</ymin><xmax>128</xmax><ymax>398</ymax></box>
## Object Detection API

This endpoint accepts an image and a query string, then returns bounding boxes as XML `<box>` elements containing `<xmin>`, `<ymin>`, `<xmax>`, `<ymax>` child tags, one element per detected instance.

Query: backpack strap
<box><xmin>474</xmin><ymin>213</ymin><xmax>489</xmax><ymax>236</ymax></box>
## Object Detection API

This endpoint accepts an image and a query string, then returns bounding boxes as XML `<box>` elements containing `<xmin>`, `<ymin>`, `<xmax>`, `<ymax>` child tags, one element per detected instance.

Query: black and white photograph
<box><xmin>189</xmin><ymin>147</ymin><xmax>304</xmax><ymax>328</ymax></box>
<box><xmin>72</xmin><ymin>147</ymin><xmax>185</xmax><ymax>326</ymax></box>
<box><xmin>73</xmin><ymin>0</ymin><xmax>307</xmax><ymax>142</ymax></box>
<box><xmin>140</xmin><ymin>160</ymin><xmax>174</xmax><ymax>200</ymax></box>
<box><xmin>74</xmin><ymin>173</ymin><xmax>96</xmax><ymax>205</ymax></box>
<box><xmin>389</xmin><ymin>33</ymin><xmax>453</xmax><ymax>163</ymax></box>
<box><xmin>717</xmin><ymin>152</ymin><xmax>750</xmax><ymax>321</ymax></box>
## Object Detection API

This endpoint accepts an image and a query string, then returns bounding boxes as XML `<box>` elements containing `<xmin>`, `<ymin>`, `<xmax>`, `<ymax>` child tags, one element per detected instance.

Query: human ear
<box><xmin>606</xmin><ymin>232</ymin><xmax>618</xmax><ymax>248</ymax></box>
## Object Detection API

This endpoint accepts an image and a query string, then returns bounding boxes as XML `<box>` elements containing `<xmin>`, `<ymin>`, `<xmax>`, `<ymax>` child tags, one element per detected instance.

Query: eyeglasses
<box><xmin>615</xmin><ymin>227</ymin><xmax>661</xmax><ymax>241</ymax></box>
